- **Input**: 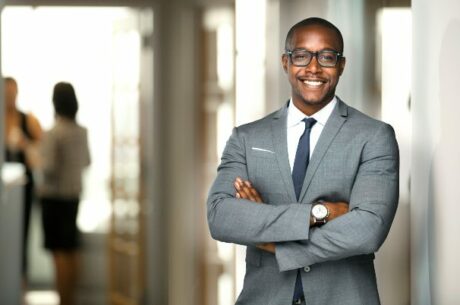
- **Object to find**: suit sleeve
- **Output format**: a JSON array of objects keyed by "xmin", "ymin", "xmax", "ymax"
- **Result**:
[
  {"xmin": 275, "ymin": 123, "xmax": 399, "ymax": 271},
  {"xmin": 207, "ymin": 127, "xmax": 311, "ymax": 245}
]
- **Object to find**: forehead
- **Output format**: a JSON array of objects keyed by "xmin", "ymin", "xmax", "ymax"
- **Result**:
[{"xmin": 291, "ymin": 25, "xmax": 341, "ymax": 51}]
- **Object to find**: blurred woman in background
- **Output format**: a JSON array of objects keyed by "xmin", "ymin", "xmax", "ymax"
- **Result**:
[
  {"xmin": 4, "ymin": 76, "xmax": 42, "ymax": 284},
  {"xmin": 39, "ymin": 82, "xmax": 90, "ymax": 305}
]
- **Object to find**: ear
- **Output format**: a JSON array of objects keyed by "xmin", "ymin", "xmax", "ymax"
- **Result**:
[
  {"xmin": 338, "ymin": 57, "xmax": 346, "ymax": 76},
  {"xmin": 281, "ymin": 54, "xmax": 288, "ymax": 73}
]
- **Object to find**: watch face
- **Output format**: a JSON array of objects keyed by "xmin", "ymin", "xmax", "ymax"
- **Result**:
[{"xmin": 312, "ymin": 204, "xmax": 328, "ymax": 220}]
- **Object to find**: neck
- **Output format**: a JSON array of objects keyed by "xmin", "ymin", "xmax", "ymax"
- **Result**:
[
  {"xmin": 292, "ymin": 98, "xmax": 333, "ymax": 117},
  {"xmin": 57, "ymin": 115, "xmax": 75, "ymax": 123}
]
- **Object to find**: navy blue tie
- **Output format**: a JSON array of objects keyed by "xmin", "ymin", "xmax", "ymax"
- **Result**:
[
  {"xmin": 292, "ymin": 118, "xmax": 317, "ymax": 201},
  {"xmin": 292, "ymin": 117, "xmax": 316, "ymax": 302}
]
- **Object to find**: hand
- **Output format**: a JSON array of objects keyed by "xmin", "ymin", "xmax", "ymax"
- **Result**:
[
  {"xmin": 318, "ymin": 201, "xmax": 349, "ymax": 224},
  {"xmin": 233, "ymin": 178, "xmax": 276, "ymax": 253},
  {"xmin": 234, "ymin": 177, "xmax": 263, "ymax": 203},
  {"xmin": 256, "ymin": 243, "xmax": 276, "ymax": 254}
]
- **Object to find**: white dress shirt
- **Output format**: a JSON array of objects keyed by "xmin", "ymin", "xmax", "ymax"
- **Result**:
[{"xmin": 287, "ymin": 97, "xmax": 337, "ymax": 172}]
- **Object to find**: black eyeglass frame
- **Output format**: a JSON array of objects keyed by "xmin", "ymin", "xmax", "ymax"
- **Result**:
[{"xmin": 285, "ymin": 49, "xmax": 344, "ymax": 68}]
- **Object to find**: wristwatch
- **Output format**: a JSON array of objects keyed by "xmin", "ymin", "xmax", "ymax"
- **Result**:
[{"xmin": 311, "ymin": 201, "xmax": 329, "ymax": 225}]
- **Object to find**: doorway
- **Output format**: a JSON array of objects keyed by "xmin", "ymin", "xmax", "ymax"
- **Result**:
[{"xmin": 1, "ymin": 6, "xmax": 153, "ymax": 305}]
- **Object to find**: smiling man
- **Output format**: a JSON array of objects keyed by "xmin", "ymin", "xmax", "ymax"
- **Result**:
[{"xmin": 207, "ymin": 17, "xmax": 399, "ymax": 305}]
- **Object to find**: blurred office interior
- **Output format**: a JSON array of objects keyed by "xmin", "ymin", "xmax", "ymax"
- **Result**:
[{"xmin": 0, "ymin": 0, "xmax": 459, "ymax": 305}]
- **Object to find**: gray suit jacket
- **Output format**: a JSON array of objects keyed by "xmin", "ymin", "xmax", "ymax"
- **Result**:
[{"xmin": 207, "ymin": 98, "xmax": 399, "ymax": 305}]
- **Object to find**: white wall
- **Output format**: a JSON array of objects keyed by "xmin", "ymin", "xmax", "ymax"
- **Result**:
[
  {"xmin": 412, "ymin": 1, "xmax": 460, "ymax": 305},
  {"xmin": 377, "ymin": 9, "xmax": 411, "ymax": 305}
]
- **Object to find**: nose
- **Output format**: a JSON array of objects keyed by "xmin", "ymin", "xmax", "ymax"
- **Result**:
[{"xmin": 305, "ymin": 55, "xmax": 322, "ymax": 73}]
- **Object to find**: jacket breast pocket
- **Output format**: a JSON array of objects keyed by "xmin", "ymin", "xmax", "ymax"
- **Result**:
[{"xmin": 248, "ymin": 152, "xmax": 287, "ymax": 203}]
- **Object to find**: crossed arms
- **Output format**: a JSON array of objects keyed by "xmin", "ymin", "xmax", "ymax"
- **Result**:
[
  {"xmin": 234, "ymin": 177, "xmax": 348, "ymax": 253},
  {"xmin": 207, "ymin": 124, "xmax": 399, "ymax": 271}
]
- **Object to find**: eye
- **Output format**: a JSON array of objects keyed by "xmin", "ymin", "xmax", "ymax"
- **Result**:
[
  {"xmin": 292, "ymin": 51, "xmax": 310, "ymax": 61},
  {"xmin": 319, "ymin": 52, "xmax": 336, "ymax": 62}
]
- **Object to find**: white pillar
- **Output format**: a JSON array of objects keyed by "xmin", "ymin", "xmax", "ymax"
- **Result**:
[
  {"xmin": 146, "ymin": 2, "xmax": 203, "ymax": 305},
  {"xmin": 235, "ymin": 0, "xmax": 267, "ymax": 125}
]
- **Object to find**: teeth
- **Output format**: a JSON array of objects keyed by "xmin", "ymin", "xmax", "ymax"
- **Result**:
[{"xmin": 303, "ymin": 80, "xmax": 323, "ymax": 86}]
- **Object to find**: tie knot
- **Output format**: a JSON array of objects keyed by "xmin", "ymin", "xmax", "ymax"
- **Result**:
[{"xmin": 302, "ymin": 117, "xmax": 317, "ymax": 129}]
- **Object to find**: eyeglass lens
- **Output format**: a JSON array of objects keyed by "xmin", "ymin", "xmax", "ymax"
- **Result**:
[{"xmin": 290, "ymin": 50, "xmax": 339, "ymax": 67}]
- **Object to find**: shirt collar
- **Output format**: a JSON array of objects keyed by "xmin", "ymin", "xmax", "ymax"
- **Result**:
[{"xmin": 287, "ymin": 96, "xmax": 337, "ymax": 128}]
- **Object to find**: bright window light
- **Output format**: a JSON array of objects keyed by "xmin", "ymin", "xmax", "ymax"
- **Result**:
[
  {"xmin": 1, "ymin": 6, "xmax": 141, "ymax": 233},
  {"xmin": 235, "ymin": 0, "xmax": 267, "ymax": 126},
  {"xmin": 379, "ymin": 8, "xmax": 412, "ymax": 205}
]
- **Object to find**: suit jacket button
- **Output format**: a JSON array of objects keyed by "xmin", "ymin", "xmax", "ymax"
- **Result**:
[{"xmin": 303, "ymin": 266, "xmax": 311, "ymax": 273}]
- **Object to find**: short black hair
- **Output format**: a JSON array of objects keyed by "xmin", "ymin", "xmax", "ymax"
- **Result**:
[
  {"xmin": 285, "ymin": 17, "xmax": 344, "ymax": 53},
  {"xmin": 52, "ymin": 82, "xmax": 78, "ymax": 120}
]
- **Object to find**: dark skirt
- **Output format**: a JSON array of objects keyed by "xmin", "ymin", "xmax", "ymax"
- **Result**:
[{"xmin": 41, "ymin": 197, "xmax": 80, "ymax": 250}]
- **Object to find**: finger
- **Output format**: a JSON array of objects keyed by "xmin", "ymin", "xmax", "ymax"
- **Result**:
[
  {"xmin": 235, "ymin": 182, "xmax": 251, "ymax": 200},
  {"xmin": 240, "ymin": 184, "xmax": 257, "ymax": 202},
  {"xmin": 236, "ymin": 179, "xmax": 260, "ymax": 202},
  {"xmin": 244, "ymin": 181, "xmax": 262, "ymax": 203},
  {"xmin": 234, "ymin": 182, "xmax": 247, "ymax": 199},
  {"xmin": 248, "ymin": 186, "xmax": 262, "ymax": 203},
  {"xmin": 238, "ymin": 180, "xmax": 247, "ymax": 191},
  {"xmin": 250, "ymin": 187, "xmax": 262, "ymax": 202},
  {"xmin": 234, "ymin": 181, "xmax": 246, "ymax": 195},
  {"xmin": 236, "ymin": 188, "xmax": 249, "ymax": 200}
]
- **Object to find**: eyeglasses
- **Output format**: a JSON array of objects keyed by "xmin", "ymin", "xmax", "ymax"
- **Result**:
[{"xmin": 286, "ymin": 49, "xmax": 343, "ymax": 68}]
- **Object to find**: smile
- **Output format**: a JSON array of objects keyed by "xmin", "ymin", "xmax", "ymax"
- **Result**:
[{"xmin": 302, "ymin": 79, "xmax": 326, "ymax": 88}]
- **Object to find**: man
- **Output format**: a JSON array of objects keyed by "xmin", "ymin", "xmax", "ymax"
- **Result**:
[{"xmin": 207, "ymin": 17, "xmax": 399, "ymax": 305}]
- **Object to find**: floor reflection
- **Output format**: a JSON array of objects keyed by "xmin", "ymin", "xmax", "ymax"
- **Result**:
[{"xmin": 25, "ymin": 290, "xmax": 58, "ymax": 305}]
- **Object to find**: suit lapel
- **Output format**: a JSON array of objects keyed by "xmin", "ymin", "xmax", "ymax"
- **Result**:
[
  {"xmin": 271, "ymin": 103, "xmax": 297, "ymax": 203},
  {"xmin": 299, "ymin": 99, "xmax": 349, "ymax": 202}
]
